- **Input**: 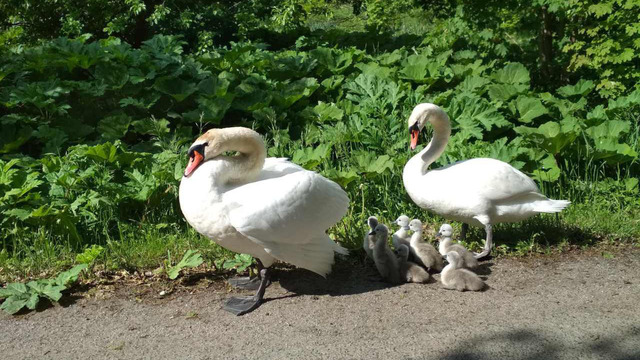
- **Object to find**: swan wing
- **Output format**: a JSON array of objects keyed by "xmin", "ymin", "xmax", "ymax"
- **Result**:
[
  {"xmin": 435, "ymin": 158, "xmax": 540, "ymax": 201},
  {"xmin": 224, "ymin": 166, "xmax": 349, "ymax": 276},
  {"xmin": 226, "ymin": 162, "xmax": 347, "ymax": 233}
]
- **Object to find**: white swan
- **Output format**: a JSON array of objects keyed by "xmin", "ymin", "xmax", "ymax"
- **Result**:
[
  {"xmin": 369, "ymin": 223, "xmax": 402, "ymax": 284},
  {"xmin": 440, "ymin": 251, "xmax": 485, "ymax": 292},
  {"xmin": 408, "ymin": 219, "xmax": 444, "ymax": 272},
  {"xmin": 179, "ymin": 127, "xmax": 349, "ymax": 315},
  {"xmin": 402, "ymin": 103, "xmax": 571, "ymax": 259},
  {"xmin": 391, "ymin": 215, "xmax": 411, "ymax": 250},
  {"xmin": 395, "ymin": 244, "xmax": 430, "ymax": 283},
  {"xmin": 437, "ymin": 224, "xmax": 478, "ymax": 270},
  {"xmin": 363, "ymin": 216, "xmax": 378, "ymax": 260}
]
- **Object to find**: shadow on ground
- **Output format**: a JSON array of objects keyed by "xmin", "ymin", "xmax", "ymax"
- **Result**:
[{"xmin": 437, "ymin": 326, "xmax": 640, "ymax": 360}]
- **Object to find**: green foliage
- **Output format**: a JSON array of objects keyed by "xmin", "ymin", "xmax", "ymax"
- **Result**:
[
  {"xmin": 0, "ymin": 264, "xmax": 87, "ymax": 314},
  {"xmin": 0, "ymin": 2, "xmax": 639, "ymax": 276},
  {"xmin": 75, "ymin": 245, "xmax": 105, "ymax": 265},
  {"xmin": 165, "ymin": 249, "xmax": 204, "ymax": 279},
  {"xmin": 216, "ymin": 254, "xmax": 255, "ymax": 273}
]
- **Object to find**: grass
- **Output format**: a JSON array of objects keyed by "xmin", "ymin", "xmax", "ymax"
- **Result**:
[{"xmin": 1, "ymin": 175, "xmax": 638, "ymax": 284}]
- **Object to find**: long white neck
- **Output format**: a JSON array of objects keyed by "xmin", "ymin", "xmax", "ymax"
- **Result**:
[
  {"xmin": 214, "ymin": 128, "xmax": 266, "ymax": 185},
  {"xmin": 439, "ymin": 237, "xmax": 452, "ymax": 256},
  {"xmin": 403, "ymin": 104, "xmax": 451, "ymax": 181}
]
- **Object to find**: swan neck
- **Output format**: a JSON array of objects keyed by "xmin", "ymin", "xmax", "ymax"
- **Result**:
[
  {"xmin": 410, "ymin": 231, "xmax": 423, "ymax": 245},
  {"xmin": 217, "ymin": 128, "xmax": 266, "ymax": 184},
  {"xmin": 405, "ymin": 107, "xmax": 451, "ymax": 178}
]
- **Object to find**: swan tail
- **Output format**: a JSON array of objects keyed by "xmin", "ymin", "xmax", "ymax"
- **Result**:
[
  {"xmin": 532, "ymin": 199, "xmax": 571, "ymax": 213},
  {"xmin": 265, "ymin": 235, "xmax": 346, "ymax": 277}
]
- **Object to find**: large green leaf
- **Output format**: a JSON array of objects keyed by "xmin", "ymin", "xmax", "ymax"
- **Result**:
[
  {"xmin": 0, "ymin": 296, "xmax": 29, "ymax": 315},
  {"xmin": 515, "ymin": 96, "xmax": 547, "ymax": 123},
  {"xmin": 557, "ymin": 79, "xmax": 595, "ymax": 98},
  {"xmin": 487, "ymin": 84, "xmax": 528, "ymax": 102},
  {"xmin": 273, "ymin": 78, "xmax": 319, "ymax": 109},
  {"xmin": 153, "ymin": 77, "xmax": 198, "ymax": 102},
  {"xmin": 85, "ymin": 142, "xmax": 118, "ymax": 163},
  {"xmin": 491, "ymin": 63, "xmax": 530, "ymax": 84},
  {"xmin": 98, "ymin": 114, "xmax": 131, "ymax": 141},
  {"xmin": 515, "ymin": 118, "xmax": 581, "ymax": 154}
]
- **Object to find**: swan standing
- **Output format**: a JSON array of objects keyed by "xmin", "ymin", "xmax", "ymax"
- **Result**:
[
  {"xmin": 402, "ymin": 103, "xmax": 570, "ymax": 259},
  {"xmin": 179, "ymin": 127, "xmax": 349, "ymax": 315}
]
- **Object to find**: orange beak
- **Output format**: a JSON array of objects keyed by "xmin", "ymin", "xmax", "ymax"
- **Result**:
[
  {"xmin": 184, "ymin": 151, "xmax": 203, "ymax": 177},
  {"xmin": 410, "ymin": 129, "xmax": 420, "ymax": 150}
]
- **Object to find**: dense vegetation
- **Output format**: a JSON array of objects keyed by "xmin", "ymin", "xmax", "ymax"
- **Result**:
[{"xmin": 1, "ymin": 0, "xmax": 639, "ymax": 280}]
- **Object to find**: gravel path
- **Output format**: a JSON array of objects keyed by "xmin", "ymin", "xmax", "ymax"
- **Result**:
[{"xmin": 2, "ymin": 247, "xmax": 639, "ymax": 360}]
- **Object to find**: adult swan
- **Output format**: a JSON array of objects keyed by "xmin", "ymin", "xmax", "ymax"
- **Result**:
[
  {"xmin": 402, "ymin": 103, "xmax": 570, "ymax": 259},
  {"xmin": 179, "ymin": 127, "xmax": 349, "ymax": 315}
]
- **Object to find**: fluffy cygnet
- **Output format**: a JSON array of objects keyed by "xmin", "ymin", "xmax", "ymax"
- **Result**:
[
  {"xmin": 440, "ymin": 251, "xmax": 485, "ymax": 291},
  {"xmin": 395, "ymin": 244, "xmax": 430, "ymax": 283},
  {"xmin": 437, "ymin": 224, "xmax": 478, "ymax": 269},
  {"xmin": 363, "ymin": 216, "xmax": 378, "ymax": 260},
  {"xmin": 408, "ymin": 219, "xmax": 444, "ymax": 272},
  {"xmin": 369, "ymin": 224, "xmax": 402, "ymax": 284},
  {"xmin": 392, "ymin": 215, "xmax": 411, "ymax": 250}
]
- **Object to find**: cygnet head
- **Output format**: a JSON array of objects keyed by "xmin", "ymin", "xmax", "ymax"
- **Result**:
[
  {"xmin": 409, "ymin": 219, "xmax": 423, "ymax": 232},
  {"xmin": 446, "ymin": 251, "xmax": 460, "ymax": 268},
  {"xmin": 395, "ymin": 215, "xmax": 410, "ymax": 228},
  {"xmin": 395, "ymin": 244, "xmax": 410, "ymax": 260},
  {"xmin": 368, "ymin": 224, "xmax": 389, "ymax": 244},
  {"xmin": 367, "ymin": 216, "xmax": 378, "ymax": 230},
  {"xmin": 437, "ymin": 224, "xmax": 453, "ymax": 238}
]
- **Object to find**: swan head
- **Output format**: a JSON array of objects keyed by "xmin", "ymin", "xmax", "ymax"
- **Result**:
[
  {"xmin": 183, "ymin": 129, "xmax": 225, "ymax": 177},
  {"xmin": 437, "ymin": 224, "xmax": 453, "ymax": 238},
  {"xmin": 407, "ymin": 103, "xmax": 450, "ymax": 150},
  {"xmin": 368, "ymin": 224, "xmax": 389, "ymax": 243},
  {"xmin": 367, "ymin": 216, "xmax": 379, "ymax": 230},
  {"xmin": 408, "ymin": 219, "xmax": 423, "ymax": 232},
  {"xmin": 395, "ymin": 244, "xmax": 409, "ymax": 260},
  {"xmin": 446, "ymin": 251, "xmax": 460, "ymax": 268},
  {"xmin": 395, "ymin": 215, "xmax": 410, "ymax": 229}
]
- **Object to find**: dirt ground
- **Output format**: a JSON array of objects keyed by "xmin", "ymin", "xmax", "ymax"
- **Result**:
[{"xmin": 1, "ymin": 246, "xmax": 640, "ymax": 360}]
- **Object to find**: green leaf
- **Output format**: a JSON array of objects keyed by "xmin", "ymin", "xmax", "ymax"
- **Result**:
[
  {"xmin": 85, "ymin": 142, "xmax": 118, "ymax": 163},
  {"xmin": 54, "ymin": 264, "xmax": 88, "ymax": 287},
  {"xmin": 557, "ymin": 79, "xmax": 595, "ymax": 98},
  {"xmin": 0, "ymin": 283, "xmax": 27, "ymax": 298},
  {"xmin": 531, "ymin": 154, "xmax": 561, "ymax": 182},
  {"xmin": 273, "ymin": 77, "xmax": 319, "ymax": 109},
  {"xmin": 487, "ymin": 84, "xmax": 528, "ymax": 102},
  {"xmin": 26, "ymin": 293, "xmax": 39, "ymax": 310},
  {"xmin": 515, "ymin": 96, "xmax": 548, "ymax": 123},
  {"xmin": 313, "ymin": 102, "xmax": 344, "ymax": 122},
  {"xmin": 98, "ymin": 114, "xmax": 131, "ymax": 141},
  {"xmin": 153, "ymin": 77, "xmax": 197, "ymax": 102},
  {"xmin": 42, "ymin": 285, "xmax": 65, "ymax": 302},
  {"xmin": 491, "ymin": 63, "xmax": 530, "ymax": 84},
  {"xmin": 515, "ymin": 118, "xmax": 581, "ymax": 155},
  {"xmin": 0, "ymin": 296, "xmax": 29, "ymax": 315},
  {"xmin": 167, "ymin": 250, "xmax": 203, "ymax": 280},
  {"xmin": 131, "ymin": 118, "xmax": 170, "ymax": 136}
]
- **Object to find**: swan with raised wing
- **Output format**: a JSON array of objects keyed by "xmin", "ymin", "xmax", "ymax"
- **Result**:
[
  {"xmin": 179, "ymin": 127, "xmax": 349, "ymax": 315},
  {"xmin": 403, "ymin": 103, "xmax": 570, "ymax": 259}
]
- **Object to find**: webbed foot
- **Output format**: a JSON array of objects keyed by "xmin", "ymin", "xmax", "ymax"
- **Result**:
[{"xmin": 223, "ymin": 296, "xmax": 262, "ymax": 316}]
